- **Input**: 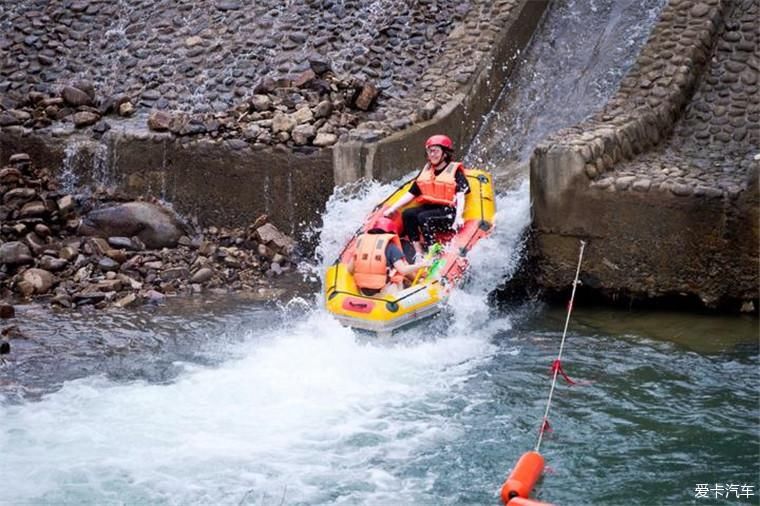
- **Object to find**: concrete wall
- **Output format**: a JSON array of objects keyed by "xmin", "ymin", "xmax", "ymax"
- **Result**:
[
  {"xmin": 0, "ymin": 126, "xmax": 67, "ymax": 173},
  {"xmin": 531, "ymin": 169, "xmax": 758, "ymax": 305},
  {"xmin": 529, "ymin": 0, "xmax": 759, "ymax": 311},
  {"xmin": 0, "ymin": 126, "xmax": 333, "ymax": 235}
]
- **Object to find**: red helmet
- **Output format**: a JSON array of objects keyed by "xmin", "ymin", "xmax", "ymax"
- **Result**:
[
  {"xmin": 425, "ymin": 134, "xmax": 453, "ymax": 151},
  {"xmin": 371, "ymin": 216, "xmax": 401, "ymax": 235}
]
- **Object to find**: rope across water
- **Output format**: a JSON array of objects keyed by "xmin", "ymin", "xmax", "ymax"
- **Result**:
[{"xmin": 535, "ymin": 240, "xmax": 586, "ymax": 453}]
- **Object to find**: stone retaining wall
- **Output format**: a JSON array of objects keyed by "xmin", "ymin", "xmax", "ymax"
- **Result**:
[
  {"xmin": 529, "ymin": 0, "xmax": 759, "ymax": 311},
  {"xmin": 1, "ymin": 0, "xmax": 485, "ymax": 140},
  {"xmin": 1, "ymin": 0, "xmax": 548, "ymax": 233},
  {"xmin": 0, "ymin": 0, "xmax": 541, "ymax": 150}
]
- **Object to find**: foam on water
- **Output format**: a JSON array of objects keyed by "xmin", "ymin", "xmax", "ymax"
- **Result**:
[
  {"xmin": 0, "ymin": 314, "xmax": 500, "ymax": 505},
  {"xmin": 313, "ymin": 178, "xmax": 399, "ymax": 273},
  {"xmin": 447, "ymin": 180, "xmax": 531, "ymax": 336}
]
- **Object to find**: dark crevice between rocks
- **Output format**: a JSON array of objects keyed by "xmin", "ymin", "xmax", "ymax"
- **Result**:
[
  {"xmin": 540, "ymin": 286, "xmax": 758, "ymax": 317},
  {"xmin": 496, "ymin": 265, "xmax": 759, "ymax": 317}
]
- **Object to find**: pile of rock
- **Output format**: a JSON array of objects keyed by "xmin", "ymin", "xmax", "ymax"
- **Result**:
[
  {"xmin": 0, "ymin": 80, "xmax": 128, "ymax": 134},
  {"xmin": 0, "ymin": 153, "xmax": 297, "ymax": 309},
  {"xmin": 1, "ymin": 59, "xmax": 380, "ymax": 149}
]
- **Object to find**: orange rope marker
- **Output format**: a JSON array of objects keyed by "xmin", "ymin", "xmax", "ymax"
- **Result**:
[
  {"xmin": 500, "ymin": 451, "xmax": 545, "ymax": 503},
  {"xmin": 499, "ymin": 241, "xmax": 586, "ymax": 505}
]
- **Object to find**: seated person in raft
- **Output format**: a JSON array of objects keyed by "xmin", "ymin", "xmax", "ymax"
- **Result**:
[
  {"xmin": 346, "ymin": 217, "xmax": 430, "ymax": 296},
  {"xmin": 382, "ymin": 134, "xmax": 470, "ymax": 259}
]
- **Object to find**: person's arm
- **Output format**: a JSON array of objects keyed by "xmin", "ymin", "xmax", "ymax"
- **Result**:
[
  {"xmin": 453, "ymin": 191, "xmax": 465, "ymax": 230},
  {"xmin": 393, "ymin": 257, "xmax": 430, "ymax": 277},
  {"xmin": 383, "ymin": 192, "xmax": 414, "ymax": 217}
]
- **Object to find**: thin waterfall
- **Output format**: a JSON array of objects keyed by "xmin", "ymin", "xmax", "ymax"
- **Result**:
[{"xmin": 59, "ymin": 139, "xmax": 111, "ymax": 194}]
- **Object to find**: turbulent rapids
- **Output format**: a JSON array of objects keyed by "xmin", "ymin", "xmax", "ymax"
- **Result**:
[
  {"xmin": 0, "ymin": 185, "xmax": 532, "ymax": 505},
  {"xmin": 1, "ymin": 181, "xmax": 756, "ymax": 505}
]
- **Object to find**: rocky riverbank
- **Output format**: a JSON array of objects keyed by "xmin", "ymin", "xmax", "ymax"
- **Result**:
[{"xmin": 0, "ymin": 153, "xmax": 297, "ymax": 310}]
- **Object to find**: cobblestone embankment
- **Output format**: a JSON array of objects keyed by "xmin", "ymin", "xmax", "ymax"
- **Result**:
[
  {"xmin": 1, "ymin": 0, "xmax": 524, "ymax": 148},
  {"xmin": 529, "ymin": 0, "xmax": 758, "ymax": 311},
  {"xmin": 0, "ymin": 0, "xmax": 539, "ymax": 231}
]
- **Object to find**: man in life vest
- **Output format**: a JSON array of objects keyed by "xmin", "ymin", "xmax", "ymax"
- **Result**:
[
  {"xmin": 347, "ymin": 216, "xmax": 430, "ymax": 295},
  {"xmin": 382, "ymin": 134, "xmax": 470, "ymax": 258}
]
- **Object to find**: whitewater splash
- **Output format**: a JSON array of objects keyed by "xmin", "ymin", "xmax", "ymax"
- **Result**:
[{"xmin": 0, "ymin": 171, "xmax": 530, "ymax": 505}]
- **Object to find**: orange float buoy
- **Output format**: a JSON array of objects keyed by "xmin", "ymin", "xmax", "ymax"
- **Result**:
[
  {"xmin": 500, "ymin": 451, "xmax": 545, "ymax": 504},
  {"xmin": 506, "ymin": 497, "xmax": 555, "ymax": 506}
]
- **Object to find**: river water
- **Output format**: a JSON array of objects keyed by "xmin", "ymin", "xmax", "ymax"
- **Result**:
[
  {"xmin": 2, "ymin": 181, "xmax": 757, "ymax": 506},
  {"xmin": 2, "ymin": 0, "xmax": 758, "ymax": 505}
]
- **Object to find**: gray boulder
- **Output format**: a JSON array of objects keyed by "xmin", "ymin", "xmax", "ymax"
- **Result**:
[
  {"xmin": 255, "ymin": 223, "xmax": 296, "ymax": 255},
  {"xmin": 78, "ymin": 202, "xmax": 188, "ymax": 249},
  {"xmin": 0, "ymin": 242, "xmax": 33, "ymax": 265},
  {"xmin": 20, "ymin": 268, "xmax": 56, "ymax": 294}
]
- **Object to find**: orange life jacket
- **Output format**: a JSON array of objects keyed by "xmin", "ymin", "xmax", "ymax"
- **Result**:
[
  {"xmin": 353, "ymin": 233, "xmax": 404, "ymax": 290},
  {"xmin": 415, "ymin": 161, "xmax": 463, "ymax": 206}
]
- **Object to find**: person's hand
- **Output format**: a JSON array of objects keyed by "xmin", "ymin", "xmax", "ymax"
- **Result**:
[
  {"xmin": 452, "ymin": 216, "xmax": 464, "ymax": 230},
  {"xmin": 382, "ymin": 207, "xmax": 394, "ymax": 218}
]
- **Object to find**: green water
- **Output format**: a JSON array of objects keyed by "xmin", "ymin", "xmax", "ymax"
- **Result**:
[
  {"xmin": 1, "ymin": 301, "xmax": 757, "ymax": 505},
  {"xmin": 467, "ymin": 306, "xmax": 760, "ymax": 505}
]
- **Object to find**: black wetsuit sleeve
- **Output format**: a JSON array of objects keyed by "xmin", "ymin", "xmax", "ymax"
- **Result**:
[
  {"xmin": 409, "ymin": 182, "xmax": 421, "ymax": 197},
  {"xmin": 455, "ymin": 170, "xmax": 470, "ymax": 194}
]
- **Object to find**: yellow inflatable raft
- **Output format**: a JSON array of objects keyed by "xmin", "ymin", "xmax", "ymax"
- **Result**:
[{"xmin": 324, "ymin": 169, "xmax": 496, "ymax": 334}]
